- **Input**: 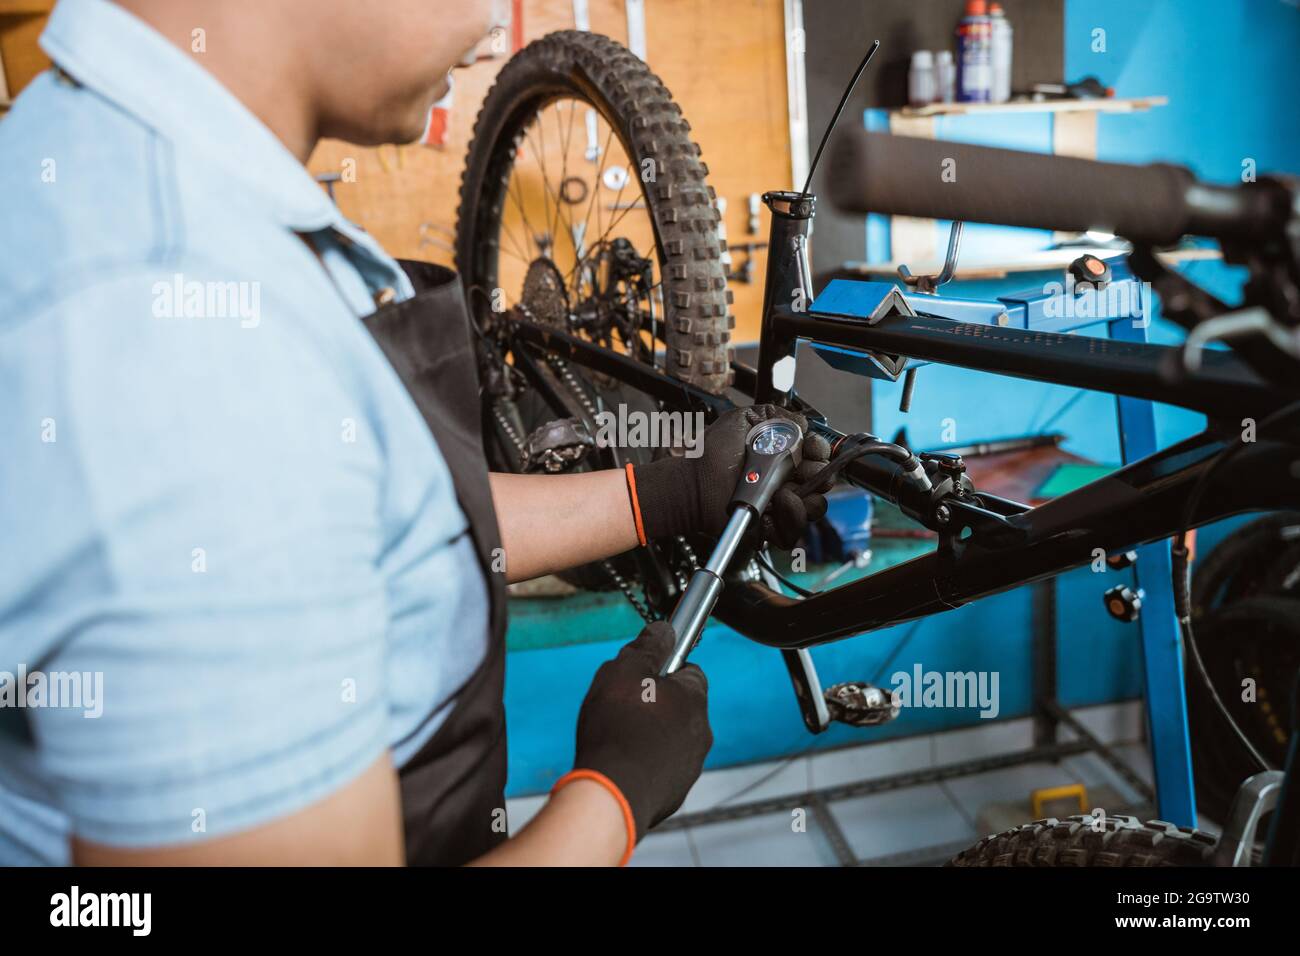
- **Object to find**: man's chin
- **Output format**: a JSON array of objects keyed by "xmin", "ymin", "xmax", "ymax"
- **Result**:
[
  {"xmin": 325, "ymin": 77, "xmax": 449, "ymax": 148},
  {"xmin": 371, "ymin": 100, "xmax": 440, "ymax": 147},
  {"xmin": 387, "ymin": 77, "xmax": 450, "ymax": 144}
]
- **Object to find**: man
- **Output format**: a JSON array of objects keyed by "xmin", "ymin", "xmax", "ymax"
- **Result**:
[{"xmin": 0, "ymin": 0, "xmax": 829, "ymax": 865}]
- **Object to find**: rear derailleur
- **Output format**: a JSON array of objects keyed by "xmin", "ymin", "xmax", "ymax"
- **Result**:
[{"xmin": 521, "ymin": 417, "xmax": 595, "ymax": 473}]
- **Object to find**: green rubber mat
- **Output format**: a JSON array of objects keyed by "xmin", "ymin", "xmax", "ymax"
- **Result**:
[
  {"xmin": 1034, "ymin": 462, "xmax": 1114, "ymax": 498},
  {"xmin": 506, "ymin": 533, "xmax": 932, "ymax": 653}
]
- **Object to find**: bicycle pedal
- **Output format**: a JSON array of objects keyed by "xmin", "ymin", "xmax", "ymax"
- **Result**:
[{"xmin": 823, "ymin": 680, "xmax": 900, "ymax": 727}]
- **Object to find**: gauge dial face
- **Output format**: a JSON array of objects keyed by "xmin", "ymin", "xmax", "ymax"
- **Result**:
[{"xmin": 748, "ymin": 420, "xmax": 801, "ymax": 456}]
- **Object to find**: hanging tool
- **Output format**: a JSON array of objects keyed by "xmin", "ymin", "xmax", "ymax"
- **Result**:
[
  {"xmin": 716, "ymin": 196, "xmax": 732, "ymax": 269},
  {"xmin": 376, "ymin": 144, "xmax": 405, "ymax": 173},
  {"xmin": 315, "ymin": 172, "xmax": 343, "ymax": 203},
  {"xmin": 418, "ymin": 221, "xmax": 455, "ymax": 254},
  {"xmin": 724, "ymin": 241, "xmax": 769, "ymax": 284},
  {"xmin": 572, "ymin": 0, "xmax": 590, "ymax": 31},
  {"xmin": 661, "ymin": 418, "xmax": 805, "ymax": 674},
  {"xmin": 747, "ymin": 192, "xmax": 762, "ymax": 235},
  {"xmin": 625, "ymin": 0, "xmax": 647, "ymax": 60},
  {"xmin": 584, "ymin": 109, "xmax": 602, "ymax": 162}
]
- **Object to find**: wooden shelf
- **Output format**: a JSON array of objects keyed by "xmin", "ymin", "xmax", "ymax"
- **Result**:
[
  {"xmin": 838, "ymin": 246, "xmax": 1220, "ymax": 282},
  {"xmin": 897, "ymin": 95, "xmax": 1167, "ymax": 118}
]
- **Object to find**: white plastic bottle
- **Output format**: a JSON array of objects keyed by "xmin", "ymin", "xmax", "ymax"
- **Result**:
[
  {"xmin": 936, "ymin": 50, "xmax": 956, "ymax": 103},
  {"xmin": 908, "ymin": 50, "xmax": 936, "ymax": 107},
  {"xmin": 989, "ymin": 2, "xmax": 1013, "ymax": 104}
]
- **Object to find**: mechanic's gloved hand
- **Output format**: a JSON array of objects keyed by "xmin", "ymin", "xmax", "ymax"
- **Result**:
[
  {"xmin": 571, "ymin": 621, "xmax": 712, "ymax": 840},
  {"xmin": 631, "ymin": 405, "xmax": 833, "ymax": 549}
]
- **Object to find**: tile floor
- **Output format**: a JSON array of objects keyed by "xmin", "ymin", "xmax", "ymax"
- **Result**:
[{"xmin": 505, "ymin": 701, "xmax": 1159, "ymax": 866}]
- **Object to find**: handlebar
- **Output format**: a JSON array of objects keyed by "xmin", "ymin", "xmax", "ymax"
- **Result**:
[{"xmin": 827, "ymin": 130, "xmax": 1291, "ymax": 246}]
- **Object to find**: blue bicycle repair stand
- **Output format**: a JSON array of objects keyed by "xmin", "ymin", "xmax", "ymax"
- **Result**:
[{"xmin": 809, "ymin": 259, "xmax": 1198, "ymax": 826}]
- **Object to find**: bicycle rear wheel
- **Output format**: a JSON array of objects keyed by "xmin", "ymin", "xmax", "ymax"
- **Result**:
[
  {"xmin": 456, "ymin": 30, "xmax": 734, "ymax": 394},
  {"xmin": 947, "ymin": 814, "xmax": 1218, "ymax": 867},
  {"xmin": 454, "ymin": 31, "xmax": 732, "ymax": 602},
  {"xmin": 1188, "ymin": 513, "xmax": 1300, "ymax": 820}
]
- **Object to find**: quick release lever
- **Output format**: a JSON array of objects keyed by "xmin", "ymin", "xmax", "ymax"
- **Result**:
[{"xmin": 660, "ymin": 419, "xmax": 804, "ymax": 675}]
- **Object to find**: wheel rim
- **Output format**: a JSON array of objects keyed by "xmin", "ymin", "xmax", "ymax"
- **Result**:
[{"xmin": 465, "ymin": 92, "xmax": 668, "ymax": 372}]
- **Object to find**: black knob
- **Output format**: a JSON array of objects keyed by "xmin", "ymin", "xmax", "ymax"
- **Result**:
[
  {"xmin": 921, "ymin": 452, "xmax": 965, "ymax": 479},
  {"xmin": 1103, "ymin": 584, "xmax": 1144, "ymax": 622},
  {"xmin": 1069, "ymin": 253, "xmax": 1111, "ymax": 289},
  {"xmin": 1106, "ymin": 550, "xmax": 1138, "ymax": 570}
]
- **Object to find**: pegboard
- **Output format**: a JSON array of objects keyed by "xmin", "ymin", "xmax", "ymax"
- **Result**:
[{"xmin": 307, "ymin": 0, "xmax": 792, "ymax": 343}]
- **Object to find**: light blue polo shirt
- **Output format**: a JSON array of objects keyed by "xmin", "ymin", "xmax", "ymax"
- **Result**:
[{"xmin": 0, "ymin": 0, "xmax": 488, "ymax": 864}]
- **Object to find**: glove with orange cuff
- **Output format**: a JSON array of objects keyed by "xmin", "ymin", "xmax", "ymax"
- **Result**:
[
  {"xmin": 625, "ymin": 404, "xmax": 833, "ymax": 549},
  {"xmin": 555, "ymin": 621, "xmax": 712, "ymax": 863}
]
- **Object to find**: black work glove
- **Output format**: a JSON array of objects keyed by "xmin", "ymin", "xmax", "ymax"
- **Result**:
[
  {"xmin": 632, "ymin": 405, "xmax": 833, "ymax": 549},
  {"xmin": 573, "ymin": 621, "xmax": 712, "ymax": 839}
]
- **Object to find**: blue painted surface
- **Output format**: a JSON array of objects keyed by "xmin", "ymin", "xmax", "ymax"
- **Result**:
[
  {"xmin": 1112, "ymin": 314, "xmax": 1196, "ymax": 825},
  {"xmin": 816, "ymin": 486, "xmax": 873, "ymax": 560},
  {"xmin": 871, "ymin": 274, "xmax": 1128, "ymax": 465},
  {"xmin": 1064, "ymin": 0, "xmax": 1300, "ymax": 178},
  {"xmin": 1063, "ymin": 0, "xmax": 1300, "ymax": 449},
  {"xmin": 811, "ymin": 279, "xmax": 900, "ymax": 319}
]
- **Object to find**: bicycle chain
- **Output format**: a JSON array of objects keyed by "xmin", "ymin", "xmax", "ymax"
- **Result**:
[
  {"xmin": 488, "ymin": 309, "xmax": 679, "ymax": 624},
  {"xmin": 491, "ymin": 404, "xmax": 525, "ymax": 467},
  {"xmin": 544, "ymin": 334, "xmax": 703, "ymax": 622},
  {"xmin": 602, "ymin": 557, "xmax": 658, "ymax": 623}
]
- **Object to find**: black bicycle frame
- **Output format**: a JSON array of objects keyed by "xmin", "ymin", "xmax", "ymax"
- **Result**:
[{"xmin": 494, "ymin": 190, "xmax": 1299, "ymax": 650}]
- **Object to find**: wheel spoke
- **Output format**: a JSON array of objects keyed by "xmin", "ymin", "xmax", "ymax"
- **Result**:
[
  {"xmin": 524, "ymin": 122, "xmax": 554, "ymax": 256},
  {"xmin": 549, "ymin": 100, "xmax": 581, "ymax": 259},
  {"xmin": 507, "ymin": 157, "xmax": 539, "ymax": 259},
  {"xmin": 525, "ymin": 114, "xmax": 580, "ymax": 266},
  {"xmin": 569, "ymin": 120, "xmax": 618, "ymax": 288},
  {"xmin": 498, "ymin": 212, "xmax": 531, "ymax": 263}
]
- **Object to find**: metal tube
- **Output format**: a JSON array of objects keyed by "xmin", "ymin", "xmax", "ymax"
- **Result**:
[
  {"xmin": 662, "ymin": 507, "xmax": 755, "ymax": 674},
  {"xmin": 662, "ymin": 570, "xmax": 725, "ymax": 675},
  {"xmin": 705, "ymin": 508, "xmax": 753, "ymax": 576}
]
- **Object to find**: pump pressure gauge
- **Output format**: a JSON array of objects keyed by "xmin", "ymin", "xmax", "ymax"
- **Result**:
[
  {"xmin": 663, "ymin": 415, "xmax": 805, "ymax": 675},
  {"xmin": 747, "ymin": 419, "xmax": 802, "ymax": 457}
]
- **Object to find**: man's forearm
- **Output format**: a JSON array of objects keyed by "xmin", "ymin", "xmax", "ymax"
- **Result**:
[
  {"xmin": 489, "ymin": 471, "xmax": 640, "ymax": 583},
  {"xmin": 469, "ymin": 779, "xmax": 628, "ymax": 866}
]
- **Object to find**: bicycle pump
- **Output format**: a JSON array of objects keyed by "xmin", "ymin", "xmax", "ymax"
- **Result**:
[{"xmin": 660, "ymin": 418, "xmax": 803, "ymax": 675}]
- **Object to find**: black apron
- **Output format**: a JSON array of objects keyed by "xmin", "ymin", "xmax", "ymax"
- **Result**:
[{"xmin": 361, "ymin": 259, "xmax": 508, "ymax": 866}]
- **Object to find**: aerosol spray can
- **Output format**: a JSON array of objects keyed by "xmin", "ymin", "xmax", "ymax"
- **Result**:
[{"xmin": 956, "ymin": 0, "xmax": 992, "ymax": 103}]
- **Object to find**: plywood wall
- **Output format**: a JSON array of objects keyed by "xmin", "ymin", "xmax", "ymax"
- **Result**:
[
  {"xmin": 307, "ymin": 0, "xmax": 792, "ymax": 343},
  {"xmin": 0, "ymin": 1, "xmax": 55, "ymax": 106}
]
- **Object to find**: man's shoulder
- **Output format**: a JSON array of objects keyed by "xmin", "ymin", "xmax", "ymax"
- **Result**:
[
  {"xmin": 0, "ymin": 74, "xmax": 166, "ymax": 296},
  {"xmin": 0, "ymin": 71, "xmax": 268, "ymax": 316}
]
